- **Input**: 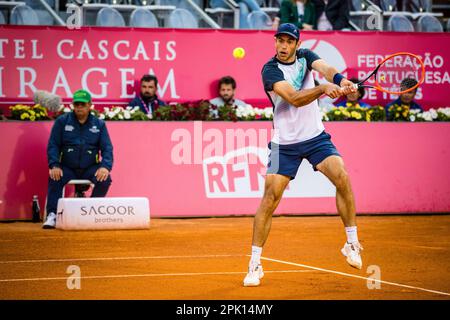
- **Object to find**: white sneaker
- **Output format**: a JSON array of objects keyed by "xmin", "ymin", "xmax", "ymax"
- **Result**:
[
  {"xmin": 42, "ymin": 212, "xmax": 56, "ymax": 229},
  {"xmin": 243, "ymin": 264, "xmax": 264, "ymax": 287},
  {"xmin": 341, "ymin": 242, "xmax": 363, "ymax": 269}
]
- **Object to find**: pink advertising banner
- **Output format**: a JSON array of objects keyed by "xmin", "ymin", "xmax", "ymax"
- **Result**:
[
  {"xmin": 1, "ymin": 121, "xmax": 449, "ymax": 220},
  {"xmin": 0, "ymin": 26, "xmax": 450, "ymax": 110}
]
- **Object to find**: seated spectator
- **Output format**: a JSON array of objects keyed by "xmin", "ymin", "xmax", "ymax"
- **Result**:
[
  {"xmin": 129, "ymin": 75, "xmax": 166, "ymax": 116},
  {"xmin": 42, "ymin": 89, "xmax": 114, "ymax": 229},
  {"xmin": 210, "ymin": 76, "xmax": 247, "ymax": 107},
  {"xmin": 279, "ymin": 0, "xmax": 316, "ymax": 30},
  {"xmin": 210, "ymin": 0, "xmax": 263, "ymax": 29},
  {"xmin": 385, "ymin": 78, "xmax": 423, "ymax": 118},
  {"xmin": 335, "ymin": 78, "xmax": 371, "ymax": 108},
  {"xmin": 312, "ymin": 0, "xmax": 350, "ymax": 30}
]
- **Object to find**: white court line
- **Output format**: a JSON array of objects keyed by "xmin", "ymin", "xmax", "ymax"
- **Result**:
[
  {"xmin": 0, "ymin": 270, "xmax": 313, "ymax": 283},
  {"xmin": 260, "ymin": 256, "xmax": 450, "ymax": 297},
  {"xmin": 0, "ymin": 254, "xmax": 246, "ymax": 264}
]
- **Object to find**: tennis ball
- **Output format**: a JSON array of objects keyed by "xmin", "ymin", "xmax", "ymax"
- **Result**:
[{"xmin": 233, "ymin": 47, "xmax": 245, "ymax": 59}]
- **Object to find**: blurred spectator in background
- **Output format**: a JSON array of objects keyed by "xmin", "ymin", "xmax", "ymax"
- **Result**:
[
  {"xmin": 210, "ymin": 76, "xmax": 247, "ymax": 107},
  {"xmin": 129, "ymin": 75, "xmax": 166, "ymax": 116},
  {"xmin": 210, "ymin": 0, "xmax": 264, "ymax": 29},
  {"xmin": 385, "ymin": 78, "xmax": 423, "ymax": 118},
  {"xmin": 278, "ymin": 0, "xmax": 316, "ymax": 30},
  {"xmin": 312, "ymin": 0, "xmax": 350, "ymax": 30},
  {"xmin": 335, "ymin": 78, "xmax": 371, "ymax": 108}
]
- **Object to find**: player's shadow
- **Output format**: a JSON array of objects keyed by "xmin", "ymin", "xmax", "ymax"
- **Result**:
[{"xmin": 2, "ymin": 122, "xmax": 50, "ymax": 220}]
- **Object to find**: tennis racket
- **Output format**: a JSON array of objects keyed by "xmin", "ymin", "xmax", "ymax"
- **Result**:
[{"xmin": 355, "ymin": 52, "xmax": 425, "ymax": 95}]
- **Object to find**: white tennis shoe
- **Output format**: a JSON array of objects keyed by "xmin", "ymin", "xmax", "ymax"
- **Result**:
[
  {"xmin": 243, "ymin": 264, "xmax": 264, "ymax": 287},
  {"xmin": 341, "ymin": 242, "xmax": 363, "ymax": 269},
  {"xmin": 42, "ymin": 212, "xmax": 56, "ymax": 229}
]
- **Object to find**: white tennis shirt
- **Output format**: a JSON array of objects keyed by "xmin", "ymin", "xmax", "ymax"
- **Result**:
[{"xmin": 262, "ymin": 48, "xmax": 325, "ymax": 145}]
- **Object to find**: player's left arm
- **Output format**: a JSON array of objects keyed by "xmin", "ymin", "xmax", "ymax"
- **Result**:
[{"xmin": 311, "ymin": 59, "xmax": 356, "ymax": 93}]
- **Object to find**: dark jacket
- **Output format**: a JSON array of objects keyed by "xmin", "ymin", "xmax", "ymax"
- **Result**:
[
  {"xmin": 385, "ymin": 98, "xmax": 423, "ymax": 120},
  {"xmin": 313, "ymin": 0, "xmax": 350, "ymax": 30},
  {"xmin": 280, "ymin": 0, "xmax": 316, "ymax": 29},
  {"xmin": 129, "ymin": 95, "xmax": 166, "ymax": 115},
  {"xmin": 47, "ymin": 112, "xmax": 113, "ymax": 171}
]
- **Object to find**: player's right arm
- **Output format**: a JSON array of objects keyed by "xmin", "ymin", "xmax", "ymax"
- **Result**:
[
  {"xmin": 262, "ymin": 60, "xmax": 346, "ymax": 108},
  {"xmin": 273, "ymin": 80, "xmax": 344, "ymax": 108}
]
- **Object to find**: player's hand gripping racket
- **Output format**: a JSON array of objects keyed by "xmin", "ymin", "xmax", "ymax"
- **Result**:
[{"xmin": 355, "ymin": 52, "xmax": 425, "ymax": 95}]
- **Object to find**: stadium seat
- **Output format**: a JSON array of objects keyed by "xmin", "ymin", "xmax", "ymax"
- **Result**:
[
  {"xmin": 380, "ymin": 0, "xmax": 398, "ymax": 11},
  {"xmin": 105, "ymin": 0, "xmax": 128, "ymax": 4},
  {"xmin": 159, "ymin": 0, "xmax": 181, "ymax": 5},
  {"xmin": 247, "ymin": 11, "xmax": 272, "ymax": 29},
  {"xmin": 447, "ymin": 19, "xmax": 450, "ymax": 32},
  {"xmin": 167, "ymin": 8, "xmax": 198, "ymax": 29},
  {"xmin": 0, "ymin": 11, "xmax": 5, "ymax": 25},
  {"xmin": 130, "ymin": 8, "xmax": 159, "ymax": 27},
  {"xmin": 351, "ymin": 0, "xmax": 367, "ymax": 11},
  {"xmin": 96, "ymin": 7, "xmax": 126, "ymax": 27},
  {"xmin": 349, "ymin": 0, "xmax": 381, "ymax": 31},
  {"xmin": 35, "ymin": 9, "xmax": 55, "ymax": 25},
  {"xmin": 387, "ymin": 14, "xmax": 414, "ymax": 31},
  {"xmin": 403, "ymin": 0, "xmax": 432, "ymax": 12},
  {"xmin": 25, "ymin": 0, "xmax": 56, "ymax": 9},
  {"xmin": 416, "ymin": 14, "xmax": 443, "ymax": 32},
  {"xmin": 10, "ymin": 5, "xmax": 40, "ymax": 25}
]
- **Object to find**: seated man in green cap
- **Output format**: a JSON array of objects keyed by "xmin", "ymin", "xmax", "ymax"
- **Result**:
[{"xmin": 42, "ymin": 89, "xmax": 114, "ymax": 229}]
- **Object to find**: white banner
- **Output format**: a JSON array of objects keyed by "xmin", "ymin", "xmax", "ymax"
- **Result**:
[{"xmin": 56, "ymin": 197, "xmax": 150, "ymax": 230}]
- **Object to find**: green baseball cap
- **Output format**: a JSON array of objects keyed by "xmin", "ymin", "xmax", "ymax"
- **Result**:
[{"xmin": 73, "ymin": 89, "xmax": 91, "ymax": 103}]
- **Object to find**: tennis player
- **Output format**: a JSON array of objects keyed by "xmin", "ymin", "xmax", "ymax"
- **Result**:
[{"xmin": 244, "ymin": 23, "xmax": 362, "ymax": 287}]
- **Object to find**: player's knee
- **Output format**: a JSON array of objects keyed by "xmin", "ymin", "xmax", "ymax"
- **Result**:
[
  {"xmin": 262, "ymin": 189, "xmax": 282, "ymax": 207},
  {"xmin": 335, "ymin": 169, "xmax": 350, "ymax": 191}
]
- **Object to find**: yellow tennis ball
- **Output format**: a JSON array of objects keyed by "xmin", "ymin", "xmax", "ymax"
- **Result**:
[{"xmin": 233, "ymin": 47, "xmax": 245, "ymax": 59}]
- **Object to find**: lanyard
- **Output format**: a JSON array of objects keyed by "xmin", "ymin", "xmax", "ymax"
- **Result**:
[{"xmin": 139, "ymin": 96, "xmax": 152, "ymax": 115}]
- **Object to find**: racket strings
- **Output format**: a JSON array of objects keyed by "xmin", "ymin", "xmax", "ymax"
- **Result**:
[{"xmin": 376, "ymin": 54, "xmax": 423, "ymax": 94}]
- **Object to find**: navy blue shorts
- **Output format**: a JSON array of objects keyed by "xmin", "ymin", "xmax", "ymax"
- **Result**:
[{"xmin": 267, "ymin": 131, "xmax": 341, "ymax": 180}]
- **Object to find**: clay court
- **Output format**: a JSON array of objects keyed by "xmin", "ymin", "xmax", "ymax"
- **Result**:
[{"xmin": 0, "ymin": 214, "xmax": 449, "ymax": 300}]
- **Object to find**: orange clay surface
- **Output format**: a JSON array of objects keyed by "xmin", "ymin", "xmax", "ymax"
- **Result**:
[{"xmin": 0, "ymin": 215, "xmax": 449, "ymax": 300}]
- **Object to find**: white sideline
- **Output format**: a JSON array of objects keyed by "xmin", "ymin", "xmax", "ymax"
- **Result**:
[
  {"xmin": 260, "ymin": 256, "xmax": 450, "ymax": 297},
  {"xmin": 0, "ymin": 269, "xmax": 313, "ymax": 283},
  {"xmin": 0, "ymin": 254, "xmax": 246, "ymax": 264}
]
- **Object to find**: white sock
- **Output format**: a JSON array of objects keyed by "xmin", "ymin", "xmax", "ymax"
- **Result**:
[
  {"xmin": 250, "ymin": 246, "xmax": 262, "ymax": 266},
  {"xmin": 345, "ymin": 226, "xmax": 358, "ymax": 244}
]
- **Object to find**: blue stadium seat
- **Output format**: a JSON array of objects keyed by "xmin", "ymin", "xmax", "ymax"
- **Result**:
[
  {"xmin": 351, "ymin": 0, "xmax": 366, "ymax": 11},
  {"xmin": 0, "ymin": 11, "xmax": 5, "ymax": 25},
  {"xmin": 35, "ymin": 9, "xmax": 55, "ymax": 25},
  {"xmin": 96, "ymin": 7, "xmax": 126, "ymax": 27},
  {"xmin": 167, "ymin": 8, "xmax": 198, "ymax": 28},
  {"xmin": 10, "ymin": 5, "xmax": 40, "ymax": 25},
  {"xmin": 380, "ymin": 0, "xmax": 398, "ymax": 11},
  {"xmin": 403, "ymin": 0, "xmax": 432, "ymax": 12},
  {"xmin": 247, "ymin": 11, "xmax": 272, "ymax": 30},
  {"xmin": 387, "ymin": 14, "xmax": 414, "ymax": 31},
  {"xmin": 130, "ymin": 8, "xmax": 159, "ymax": 27},
  {"xmin": 417, "ymin": 14, "xmax": 443, "ymax": 32},
  {"xmin": 25, "ymin": 0, "xmax": 56, "ymax": 9},
  {"xmin": 159, "ymin": 0, "xmax": 181, "ymax": 5}
]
